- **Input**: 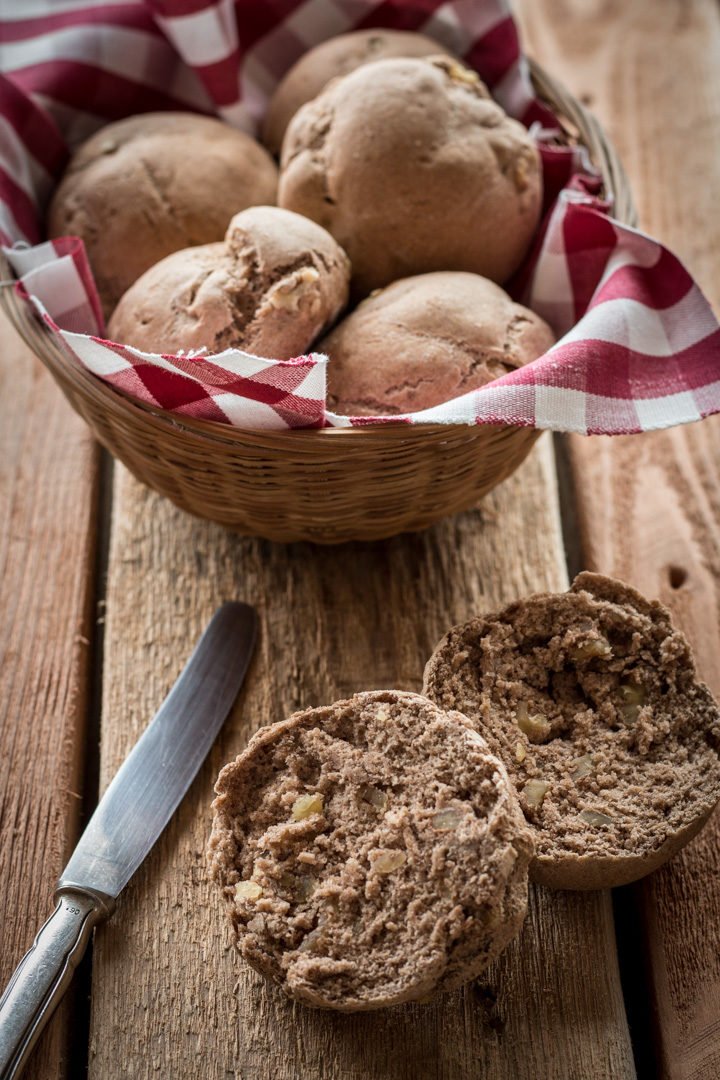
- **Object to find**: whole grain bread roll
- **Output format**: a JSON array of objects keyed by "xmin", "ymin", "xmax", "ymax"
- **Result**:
[
  {"xmin": 48, "ymin": 113, "xmax": 278, "ymax": 318},
  {"xmin": 208, "ymin": 690, "xmax": 534, "ymax": 1010},
  {"xmin": 321, "ymin": 271, "xmax": 553, "ymax": 415},
  {"xmin": 107, "ymin": 206, "xmax": 350, "ymax": 360},
  {"xmin": 423, "ymin": 573, "xmax": 720, "ymax": 890},
  {"xmin": 278, "ymin": 56, "xmax": 542, "ymax": 296},
  {"xmin": 262, "ymin": 29, "xmax": 450, "ymax": 155}
]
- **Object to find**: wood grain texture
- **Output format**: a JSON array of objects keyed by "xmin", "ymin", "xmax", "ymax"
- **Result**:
[
  {"xmin": 88, "ymin": 437, "xmax": 634, "ymax": 1080},
  {"xmin": 514, "ymin": 1, "xmax": 720, "ymax": 1076},
  {"xmin": 0, "ymin": 311, "xmax": 99, "ymax": 1079}
]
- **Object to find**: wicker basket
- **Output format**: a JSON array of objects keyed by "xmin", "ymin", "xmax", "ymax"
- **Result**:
[{"xmin": 1, "ymin": 60, "xmax": 636, "ymax": 544}]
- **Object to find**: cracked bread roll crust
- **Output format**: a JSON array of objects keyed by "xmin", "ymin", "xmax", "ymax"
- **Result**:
[
  {"xmin": 107, "ymin": 206, "xmax": 350, "ymax": 360},
  {"xmin": 278, "ymin": 55, "xmax": 542, "ymax": 296},
  {"xmin": 320, "ymin": 272, "xmax": 554, "ymax": 415},
  {"xmin": 262, "ymin": 29, "xmax": 451, "ymax": 155},
  {"xmin": 48, "ymin": 112, "xmax": 278, "ymax": 319},
  {"xmin": 208, "ymin": 690, "xmax": 534, "ymax": 1010},
  {"xmin": 423, "ymin": 573, "xmax": 720, "ymax": 890}
]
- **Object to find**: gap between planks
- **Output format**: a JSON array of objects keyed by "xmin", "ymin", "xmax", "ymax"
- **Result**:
[{"xmin": 66, "ymin": 448, "xmax": 115, "ymax": 1080}]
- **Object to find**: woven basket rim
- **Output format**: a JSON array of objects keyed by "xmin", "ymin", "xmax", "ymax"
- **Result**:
[{"xmin": 1, "ymin": 56, "xmax": 637, "ymax": 447}]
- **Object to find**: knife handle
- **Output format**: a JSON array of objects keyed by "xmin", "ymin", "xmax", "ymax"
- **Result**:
[{"xmin": 0, "ymin": 886, "xmax": 114, "ymax": 1080}]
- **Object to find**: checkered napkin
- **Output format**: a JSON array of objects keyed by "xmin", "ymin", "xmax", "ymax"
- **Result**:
[{"xmin": 1, "ymin": 1, "xmax": 719, "ymax": 434}]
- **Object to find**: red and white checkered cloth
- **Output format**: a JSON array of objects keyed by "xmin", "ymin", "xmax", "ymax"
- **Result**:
[{"xmin": 1, "ymin": 0, "xmax": 719, "ymax": 433}]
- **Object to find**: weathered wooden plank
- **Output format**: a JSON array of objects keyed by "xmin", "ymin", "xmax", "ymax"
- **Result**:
[
  {"xmin": 514, "ymin": 1, "xmax": 720, "ymax": 1076},
  {"xmin": 88, "ymin": 436, "xmax": 634, "ymax": 1079},
  {"xmin": 0, "ymin": 311, "xmax": 100, "ymax": 1079}
]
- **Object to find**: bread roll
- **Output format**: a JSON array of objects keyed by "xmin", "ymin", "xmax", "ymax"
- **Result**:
[
  {"xmin": 262, "ymin": 29, "xmax": 450, "ymax": 155},
  {"xmin": 279, "ymin": 56, "xmax": 542, "ymax": 296},
  {"xmin": 107, "ymin": 206, "xmax": 350, "ymax": 361},
  {"xmin": 48, "ymin": 113, "xmax": 278, "ymax": 317},
  {"xmin": 423, "ymin": 573, "xmax": 720, "ymax": 890},
  {"xmin": 321, "ymin": 272, "xmax": 553, "ymax": 415},
  {"xmin": 209, "ymin": 690, "xmax": 533, "ymax": 1009}
]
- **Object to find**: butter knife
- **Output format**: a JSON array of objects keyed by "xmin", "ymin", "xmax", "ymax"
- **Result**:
[{"xmin": 0, "ymin": 601, "xmax": 257, "ymax": 1080}]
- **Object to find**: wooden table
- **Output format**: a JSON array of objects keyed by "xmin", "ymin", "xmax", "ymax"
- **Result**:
[{"xmin": 2, "ymin": 2, "xmax": 719, "ymax": 1077}]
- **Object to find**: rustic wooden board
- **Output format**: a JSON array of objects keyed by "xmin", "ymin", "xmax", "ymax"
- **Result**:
[
  {"xmin": 87, "ymin": 437, "xmax": 635, "ymax": 1079},
  {"xmin": 515, "ymin": 1, "xmax": 720, "ymax": 1076},
  {"xmin": 0, "ymin": 311, "xmax": 100, "ymax": 1079}
]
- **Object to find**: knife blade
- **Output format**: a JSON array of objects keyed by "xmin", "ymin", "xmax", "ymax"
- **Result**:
[{"xmin": 0, "ymin": 602, "xmax": 257, "ymax": 1080}]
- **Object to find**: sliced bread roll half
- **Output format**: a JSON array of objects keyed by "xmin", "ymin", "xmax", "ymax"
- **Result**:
[
  {"xmin": 208, "ymin": 690, "xmax": 533, "ymax": 1009},
  {"xmin": 423, "ymin": 573, "xmax": 720, "ymax": 889}
]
